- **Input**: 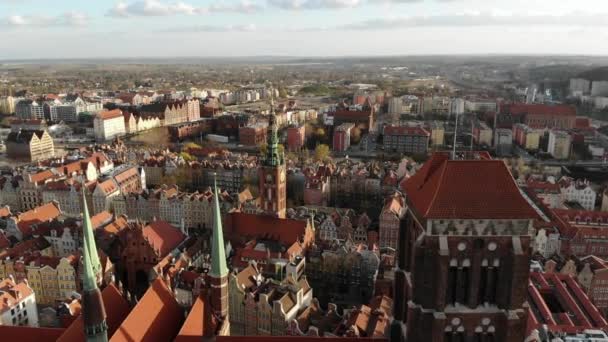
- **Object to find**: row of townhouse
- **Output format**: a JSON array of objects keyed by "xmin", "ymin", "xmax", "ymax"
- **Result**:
[
  {"xmin": 0, "ymin": 152, "xmax": 114, "ymax": 212},
  {"xmin": 142, "ymin": 156, "xmax": 256, "ymax": 193},
  {"xmin": 0, "ymin": 251, "xmax": 79, "ymax": 305},
  {"xmin": 111, "ymin": 185, "xmax": 235, "ymax": 231},
  {"xmin": 0, "ymin": 158, "xmax": 145, "ymax": 217}
]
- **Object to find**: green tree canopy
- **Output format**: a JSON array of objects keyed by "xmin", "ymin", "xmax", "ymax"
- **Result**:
[{"xmin": 314, "ymin": 144, "xmax": 331, "ymax": 162}]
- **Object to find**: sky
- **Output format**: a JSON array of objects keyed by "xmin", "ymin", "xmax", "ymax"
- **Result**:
[{"xmin": 2, "ymin": 0, "xmax": 608, "ymax": 59}]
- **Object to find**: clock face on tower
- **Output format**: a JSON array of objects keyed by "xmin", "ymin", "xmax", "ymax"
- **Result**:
[{"xmin": 280, "ymin": 169, "xmax": 286, "ymax": 183}]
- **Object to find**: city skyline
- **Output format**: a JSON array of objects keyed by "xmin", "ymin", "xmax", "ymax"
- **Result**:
[{"xmin": 3, "ymin": 0, "xmax": 608, "ymax": 59}]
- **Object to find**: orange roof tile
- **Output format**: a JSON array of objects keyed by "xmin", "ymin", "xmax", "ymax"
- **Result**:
[
  {"xmin": 143, "ymin": 220, "xmax": 186, "ymax": 256},
  {"xmin": 174, "ymin": 296, "xmax": 206, "ymax": 342},
  {"xmin": 113, "ymin": 167, "xmax": 139, "ymax": 185},
  {"xmin": 98, "ymin": 109, "xmax": 123, "ymax": 120},
  {"xmin": 16, "ymin": 202, "xmax": 62, "ymax": 236},
  {"xmin": 0, "ymin": 205, "xmax": 11, "ymax": 218},
  {"xmin": 57, "ymin": 284, "xmax": 131, "ymax": 342},
  {"xmin": 110, "ymin": 278, "xmax": 183, "ymax": 342},
  {"xmin": 97, "ymin": 179, "xmax": 118, "ymax": 194},
  {"xmin": 402, "ymin": 152, "xmax": 538, "ymax": 220},
  {"xmin": 226, "ymin": 213, "xmax": 310, "ymax": 247},
  {"xmin": 0, "ymin": 278, "xmax": 34, "ymax": 314},
  {"xmin": 103, "ymin": 216, "xmax": 129, "ymax": 235},
  {"xmin": 91, "ymin": 211, "xmax": 114, "ymax": 229},
  {"xmin": 29, "ymin": 169, "xmax": 55, "ymax": 184}
]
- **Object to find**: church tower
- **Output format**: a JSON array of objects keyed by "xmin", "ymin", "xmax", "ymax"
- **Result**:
[
  {"xmin": 81, "ymin": 189, "xmax": 108, "ymax": 342},
  {"xmin": 210, "ymin": 176, "xmax": 229, "ymax": 321},
  {"xmin": 258, "ymin": 88, "xmax": 287, "ymax": 218}
]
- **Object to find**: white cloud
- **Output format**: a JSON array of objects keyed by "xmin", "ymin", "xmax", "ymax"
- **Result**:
[
  {"xmin": 161, "ymin": 23, "xmax": 258, "ymax": 32},
  {"xmin": 268, "ymin": 0, "xmax": 361, "ymax": 10},
  {"xmin": 338, "ymin": 11, "xmax": 608, "ymax": 30},
  {"xmin": 209, "ymin": 1, "xmax": 263, "ymax": 13},
  {"xmin": 107, "ymin": 0, "xmax": 203, "ymax": 17},
  {"xmin": 107, "ymin": 0, "xmax": 261, "ymax": 17},
  {"xmin": 2, "ymin": 12, "xmax": 88, "ymax": 28}
]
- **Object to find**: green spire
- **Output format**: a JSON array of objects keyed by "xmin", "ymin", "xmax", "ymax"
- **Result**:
[
  {"xmin": 265, "ymin": 88, "xmax": 284, "ymax": 167},
  {"xmin": 82, "ymin": 188, "xmax": 101, "ymax": 291},
  {"xmin": 210, "ymin": 175, "xmax": 228, "ymax": 278}
]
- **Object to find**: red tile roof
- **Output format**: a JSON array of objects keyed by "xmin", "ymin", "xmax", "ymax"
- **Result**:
[
  {"xmin": 500, "ymin": 103, "xmax": 576, "ymax": 117},
  {"xmin": 0, "ymin": 206, "xmax": 11, "ymax": 218},
  {"xmin": 528, "ymin": 272, "xmax": 607, "ymax": 334},
  {"xmin": 526, "ymin": 180, "xmax": 561, "ymax": 194},
  {"xmin": 16, "ymin": 202, "xmax": 62, "ymax": 236},
  {"xmin": 143, "ymin": 220, "xmax": 186, "ymax": 256},
  {"xmin": 226, "ymin": 212, "xmax": 312, "ymax": 247},
  {"xmin": 0, "ymin": 326, "xmax": 65, "ymax": 342},
  {"xmin": 98, "ymin": 109, "xmax": 123, "ymax": 120},
  {"xmin": 0, "ymin": 278, "xmax": 34, "ymax": 314},
  {"xmin": 174, "ymin": 295, "xmax": 208, "ymax": 342},
  {"xmin": 553, "ymin": 209, "xmax": 608, "ymax": 224},
  {"xmin": 402, "ymin": 152, "xmax": 538, "ymax": 220},
  {"xmin": 56, "ymin": 152, "xmax": 111, "ymax": 177},
  {"xmin": 57, "ymin": 284, "xmax": 131, "ymax": 342},
  {"xmin": 110, "ymin": 278, "xmax": 183, "ymax": 342},
  {"xmin": 576, "ymin": 117, "xmax": 591, "ymax": 129},
  {"xmin": 29, "ymin": 169, "xmax": 55, "ymax": 184},
  {"xmin": 113, "ymin": 167, "xmax": 139, "ymax": 185},
  {"xmin": 96, "ymin": 179, "xmax": 118, "ymax": 194},
  {"xmin": 91, "ymin": 211, "xmax": 114, "ymax": 229}
]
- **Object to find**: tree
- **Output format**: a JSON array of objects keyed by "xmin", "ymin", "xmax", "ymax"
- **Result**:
[
  {"xmin": 300, "ymin": 149, "xmax": 311, "ymax": 162},
  {"xmin": 286, "ymin": 151, "xmax": 298, "ymax": 163},
  {"xmin": 259, "ymin": 143, "xmax": 284, "ymax": 157},
  {"xmin": 179, "ymin": 152, "xmax": 195, "ymax": 162},
  {"xmin": 315, "ymin": 128, "xmax": 326, "ymax": 138},
  {"xmin": 162, "ymin": 167, "xmax": 192, "ymax": 190},
  {"xmin": 183, "ymin": 142, "xmax": 202, "ymax": 150},
  {"xmin": 278, "ymin": 87, "xmax": 288, "ymax": 98},
  {"xmin": 350, "ymin": 126, "xmax": 362, "ymax": 145},
  {"xmin": 259, "ymin": 143, "xmax": 268, "ymax": 156},
  {"xmin": 314, "ymin": 144, "xmax": 331, "ymax": 162},
  {"xmin": 304, "ymin": 123, "xmax": 314, "ymax": 138}
]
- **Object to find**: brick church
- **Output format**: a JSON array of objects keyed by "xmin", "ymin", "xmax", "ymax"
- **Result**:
[{"xmin": 392, "ymin": 151, "xmax": 539, "ymax": 342}]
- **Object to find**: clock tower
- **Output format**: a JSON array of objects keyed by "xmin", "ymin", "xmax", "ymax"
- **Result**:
[{"xmin": 258, "ymin": 91, "xmax": 286, "ymax": 218}]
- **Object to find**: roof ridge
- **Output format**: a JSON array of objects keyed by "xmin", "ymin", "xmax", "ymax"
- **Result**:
[{"xmin": 423, "ymin": 159, "xmax": 448, "ymax": 217}]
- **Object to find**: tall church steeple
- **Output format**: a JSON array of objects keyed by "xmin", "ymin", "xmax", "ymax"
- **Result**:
[
  {"xmin": 209, "ymin": 175, "xmax": 229, "ymax": 319},
  {"xmin": 258, "ymin": 85, "xmax": 287, "ymax": 218},
  {"xmin": 264, "ymin": 86, "xmax": 284, "ymax": 167},
  {"xmin": 81, "ymin": 189, "xmax": 108, "ymax": 342}
]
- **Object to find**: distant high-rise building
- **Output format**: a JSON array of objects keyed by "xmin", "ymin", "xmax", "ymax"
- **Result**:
[
  {"xmin": 570, "ymin": 78, "xmax": 591, "ymax": 96},
  {"xmin": 592, "ymin": 81, "xmax": 608, "ymax": 97}
]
